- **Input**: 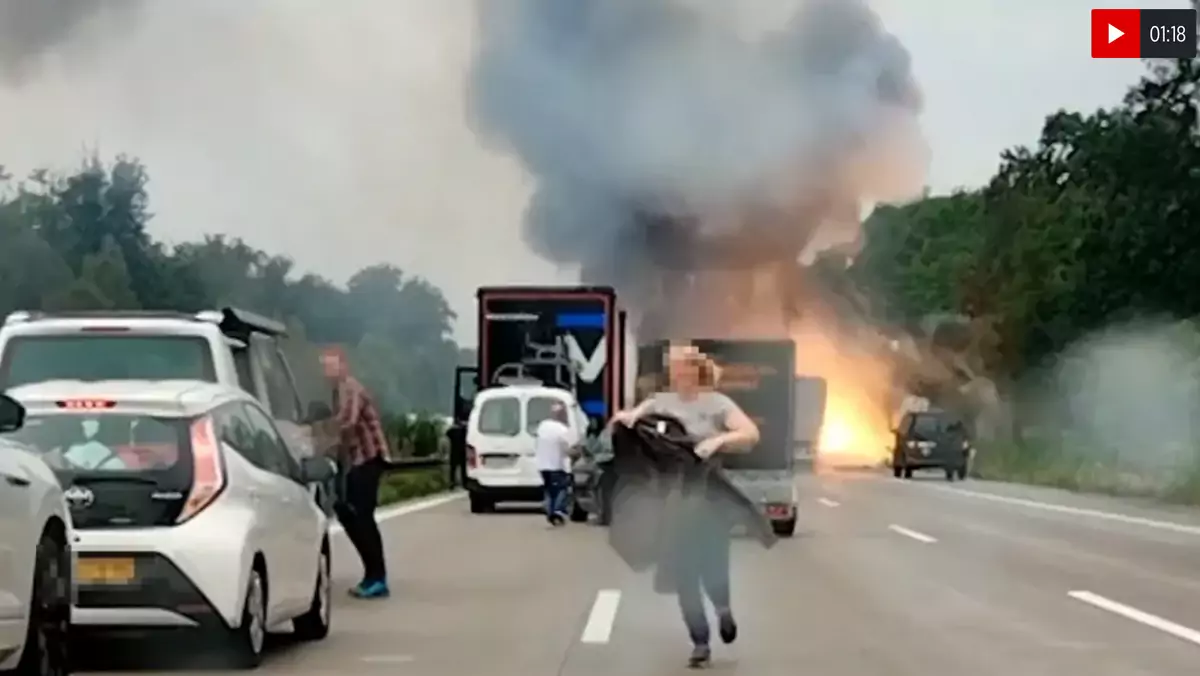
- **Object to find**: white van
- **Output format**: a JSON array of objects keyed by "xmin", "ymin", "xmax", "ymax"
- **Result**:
[{"xmin": 465, "ymin": 385, "xmax": 588, "ymax": 514}]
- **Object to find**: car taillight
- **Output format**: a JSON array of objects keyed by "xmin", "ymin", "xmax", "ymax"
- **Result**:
[
  {"xmin": 466, "ymin": 445, "xmax": 477, "ymax": 469},
  {"xmin": 765, "ymin": 503, "xmax": 792, "ymax": 518},
  {"xmin": 178, "ymin": 416, "xmax": 226, "ymax": 523}
]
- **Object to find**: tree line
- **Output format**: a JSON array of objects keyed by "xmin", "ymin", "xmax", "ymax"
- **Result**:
[
  {"xmin": 850, "ymin": 59, "xmax": 1200, "ymax": 379},
  {"xmin": 837, "ymin": 59, "xmax": 1200, "ymax": 499},
  {"xmin": 0, "ymin": 157, "xmax": 465, "ymax": 418}
]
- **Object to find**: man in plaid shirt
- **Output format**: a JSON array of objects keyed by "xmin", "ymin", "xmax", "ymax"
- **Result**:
[{"xmin": 321, "ymin": 346, "xmax": 390, "ymax": 599}]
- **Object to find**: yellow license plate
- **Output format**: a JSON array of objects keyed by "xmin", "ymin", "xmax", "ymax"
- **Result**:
[{"xmin": 77, "ymin": 557, "xmax": 136, "ymax": 585}]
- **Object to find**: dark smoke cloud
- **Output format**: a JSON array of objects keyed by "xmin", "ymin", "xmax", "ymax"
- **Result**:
[
  {"xmin": 468, "ymin": 0, "xmax": 927, "ymax": 330},
  {"xmin": 0, "ymin": 0, "xmax": 143, "ymax": 83}
]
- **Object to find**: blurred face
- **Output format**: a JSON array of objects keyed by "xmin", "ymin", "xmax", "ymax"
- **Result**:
[
  {"xmin": 321, "ymin": 351, "xmax": 347, "ymax": 379},
  {"xmin": 667, "ymin": 355, "xmax": 701, "ymax": 391}
]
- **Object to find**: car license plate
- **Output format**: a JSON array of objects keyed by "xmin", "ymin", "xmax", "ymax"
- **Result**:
[
  {"xmin": 77, "ymin": 557, "xmax": 136, "ymax": 585},
  {"xmin": 482, "ymin": 455, "xmax": 516, "ymax": 469}
]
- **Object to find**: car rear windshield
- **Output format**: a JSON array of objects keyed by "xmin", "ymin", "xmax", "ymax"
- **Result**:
[
  {"xmin": 1, "ymin": 412, "xmax": 190, "ymax": 473},
  {"xmin": 476, "ymin": 396, "xmax": 521, "ymax": 436},
  {"xmin": 525, "ymin": 396, "xmax": 565, "ymax": 435},
  {"xmin": 0, "ymin": 335, "xmax": 216, "ymax": 388},
  {"xmin": 911, "ymin": 415, "xmax": 952, "ymax": 437}
]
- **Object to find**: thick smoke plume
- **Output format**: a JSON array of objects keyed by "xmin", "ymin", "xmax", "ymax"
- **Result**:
[
  {"xmin": 0, "ymin": 0, "xmax": 143, "ymax": 83},
  {"xmin": 469, "ymin": 0, "xmax": 927, "ymax": 333}
]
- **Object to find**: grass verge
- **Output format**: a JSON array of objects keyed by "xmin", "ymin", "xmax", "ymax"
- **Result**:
[
  {"xmin": 973, "ymin": 441, "xmax": 1200, "ymax": 505},
  {"xmin": 378, "ymin": 467, "xmax": 451, "ymax": 505}
]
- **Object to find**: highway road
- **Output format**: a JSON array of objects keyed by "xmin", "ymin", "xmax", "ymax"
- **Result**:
[{"xmin": 79, "ymin": 473, "xmax": 1200, "ymax": 675}]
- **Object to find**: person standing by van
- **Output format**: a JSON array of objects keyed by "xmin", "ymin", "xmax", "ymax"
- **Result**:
[
  {"xmin": 610, "ymin": 345, "xmax": 760, "ymax": 668},
  {"xmin": 533, "ymin": 402, "xmax": 575, "ymax": 526},
  {"xmin": 446, "ymin": 422, "xmax": 467, "ymax": 489},
  {"xmin": 320, "ymin": 346, "xmax": 390, "ymax": 599}
]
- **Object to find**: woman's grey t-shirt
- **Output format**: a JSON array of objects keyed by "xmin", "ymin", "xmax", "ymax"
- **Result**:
[{"xmin": 645, "ymin": 391, "xmax": 740, "ymax": 440}]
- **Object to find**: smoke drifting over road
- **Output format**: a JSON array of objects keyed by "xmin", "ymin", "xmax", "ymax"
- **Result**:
[{"xmin": 469, "ymin": 0, "xmax": 928, "ymax": 328}]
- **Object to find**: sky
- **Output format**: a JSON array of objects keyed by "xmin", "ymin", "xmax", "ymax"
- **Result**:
[{"xmin": 0, "ymin": 0, "xmax": 1176, "ymax": 344}]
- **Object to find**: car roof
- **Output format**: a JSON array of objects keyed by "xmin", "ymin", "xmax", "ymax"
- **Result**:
[
  {"xmin": 7, "ymin": 379, "xmax": 251, "ymax": 417},
  {"xmin": 0, "ymin": 315, "xmax": 223, "ymax": 337},
  {"xmin": 476, "ymin": 385, "xmax": 578, "ymax": 402}
]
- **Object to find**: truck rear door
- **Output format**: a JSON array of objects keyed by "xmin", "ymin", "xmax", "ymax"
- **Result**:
[{"xmin": 476, "ymin": 287, "xmax": 618, "ymax": 427}]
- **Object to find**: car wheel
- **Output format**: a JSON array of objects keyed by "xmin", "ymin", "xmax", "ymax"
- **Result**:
[
  {"xmin": 771, "ymin": 518, "xmax": 797, "ymax": 537},
  {"xmin": 10, "ymin": 532, "xmax": 71, "ymax": 676},
  {"xmin": 292, "ymin": 545, "xmax": 331, "ymax": 641},
  {"xmin": 469, "ymin": 492, "xmax": 494, "ymax": 514},
  {"xmin": 902, "ymin": 467, "xmax": 914, "ymax": 479},
  {"xmin": 957, "ymin": 464, "xmax": 968, "ymax": 480},
  {"xmin": 944, "ymin": 467, "xmax": 957, "ymax": 482},
  {"xmin": 225, "ymin": 566, "xmax": 267, "ymax": 669}
]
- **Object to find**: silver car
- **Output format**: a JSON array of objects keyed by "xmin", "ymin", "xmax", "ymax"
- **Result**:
[{"xmin": 3, "ymin": 380, "xmax": 335, "ymax": 669}]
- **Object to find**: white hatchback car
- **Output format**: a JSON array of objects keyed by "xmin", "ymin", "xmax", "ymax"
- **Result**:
[
  {"xmin": 0, "ymin": 393, "xmax": 72, "ymax": 676},
  {"xmin": 1, "ymin": 380, "xmax": 335, "ymax": 669}
]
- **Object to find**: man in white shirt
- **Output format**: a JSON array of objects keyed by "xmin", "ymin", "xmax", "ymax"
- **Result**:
[{"xmin": 534, "ymin": 402, "xmax": 576, "ymax": 526}]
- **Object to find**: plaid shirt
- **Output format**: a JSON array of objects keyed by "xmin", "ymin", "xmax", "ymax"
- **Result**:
[{"xmin": 333, "ymin": 376, "xmax": 387, "ymax": 466}]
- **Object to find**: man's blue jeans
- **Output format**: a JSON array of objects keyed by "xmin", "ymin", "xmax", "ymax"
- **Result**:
[{"xmin": 540, "ymin": 470, "xmax": 570, "ymax": 520}]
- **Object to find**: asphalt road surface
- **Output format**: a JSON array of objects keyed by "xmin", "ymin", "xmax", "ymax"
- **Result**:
[{"xmin": 79, "ymin": 472, "xmax": 1200, "ymax": 675}]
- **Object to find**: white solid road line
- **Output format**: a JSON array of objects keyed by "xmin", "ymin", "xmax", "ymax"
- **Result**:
[
  {"xmin": 920, "ymin": 484, "xmax": 1200, "ymax": 536},
  {"xmin": 888, "ymin": 524, "xmax": 937, "ymax": 543},
  {"xmin": 1068, "ymin": 591, "xmax": 1200, "ymax": 647},
  {"xmin": 817, "ymin": 497, "xmax": 840, "ymax": 507},
  {"xmin": 330, "ymin": 491, "xmax": 465, "ymax": 535},
  {"xmin": 580, "ymin": 589, "xmax": 622, "ymax": 644}
]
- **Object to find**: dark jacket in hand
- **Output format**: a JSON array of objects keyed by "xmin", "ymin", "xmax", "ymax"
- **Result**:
[{"xmin": 607, "ymin": 414, "xmax": 777, "ymax": 594}]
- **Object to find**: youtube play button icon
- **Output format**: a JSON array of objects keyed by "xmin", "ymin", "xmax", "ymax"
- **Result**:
[{"xmin": 1092, "ymin": 8, "xmax": 1140, "ymax": 58}]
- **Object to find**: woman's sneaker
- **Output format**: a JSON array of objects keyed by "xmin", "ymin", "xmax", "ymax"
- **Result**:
[
  {"xmin": 687, "ymin": 644, "xmax": 711, "ymax": 668},
  {"xmin": 717, "ymin": 609, "xmax": 738, "ymax": 644}
]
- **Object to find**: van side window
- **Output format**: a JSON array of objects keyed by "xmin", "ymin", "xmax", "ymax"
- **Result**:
[
  {"xmin": 266, "ymin": 349, "xmax": 301, "ymax": 422},
  {"xmin": 231, "ymin": 346, "xmax": 256, "ymax": 394},
  {"xmin": 250, "ymin": 336, "xmax": 299, "ymax": 423}
]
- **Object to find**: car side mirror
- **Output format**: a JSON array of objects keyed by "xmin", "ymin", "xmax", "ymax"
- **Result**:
[
  {"xmin": 300, "ymin": 456, "xmax": 336, "ymax": 484},
  {"xmin": 0, "ymin": 394, "xmax": 25, "ymax": 433}
]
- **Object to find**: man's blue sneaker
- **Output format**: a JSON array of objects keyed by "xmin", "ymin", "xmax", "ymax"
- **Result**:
[{"xmin": 350, "ymin": 580, "xmax": 390, "ymax": 599}]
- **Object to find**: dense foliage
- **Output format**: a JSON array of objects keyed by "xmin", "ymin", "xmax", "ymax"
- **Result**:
[
  {"xmin": 848, "ymin": 60, "xmax": 1200, "ymax": 500},
  {"xmin": 0, "ymin": 157, "xmax": 463, "ymax": 417},
  {"xmin": 853, "ymin": 60, "xmax": 1200, "ymax": 375}
]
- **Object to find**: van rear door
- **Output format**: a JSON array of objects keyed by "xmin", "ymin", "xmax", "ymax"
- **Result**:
[{"xmin": 468, "ymin": 393, "xmax": 539, "ymax": 486}]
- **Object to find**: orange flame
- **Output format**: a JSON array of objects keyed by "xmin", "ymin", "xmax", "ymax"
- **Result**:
[{"xmin": 792, "ymin": 318, "xmax": 893, "ymax": 468}]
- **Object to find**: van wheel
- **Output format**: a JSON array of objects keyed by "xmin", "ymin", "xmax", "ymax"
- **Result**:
[
  {"xmin": 469, "ymin": 493, "xmax": 494, "ymax": 514},
  {"xmin": 957, "ymin": 464, "xmax": 968, "ymax": 480},
  {"xmin": 292, "ymin": 546, "xmax": 331, "ymax": 641},
  {"xmin": 944, "ymin": 467, "xmax": 957, "ymax": 482},
  {"xmin": 224, "ymin": 567, "xmax": 267, "ymax": 669},
  {"xmin": 12, "ymin": 532, "xmax": 70, "ymax": 676},
  {"xmin": 902, "ymin": 467, "xmax": 914, "ymax": 479}
]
